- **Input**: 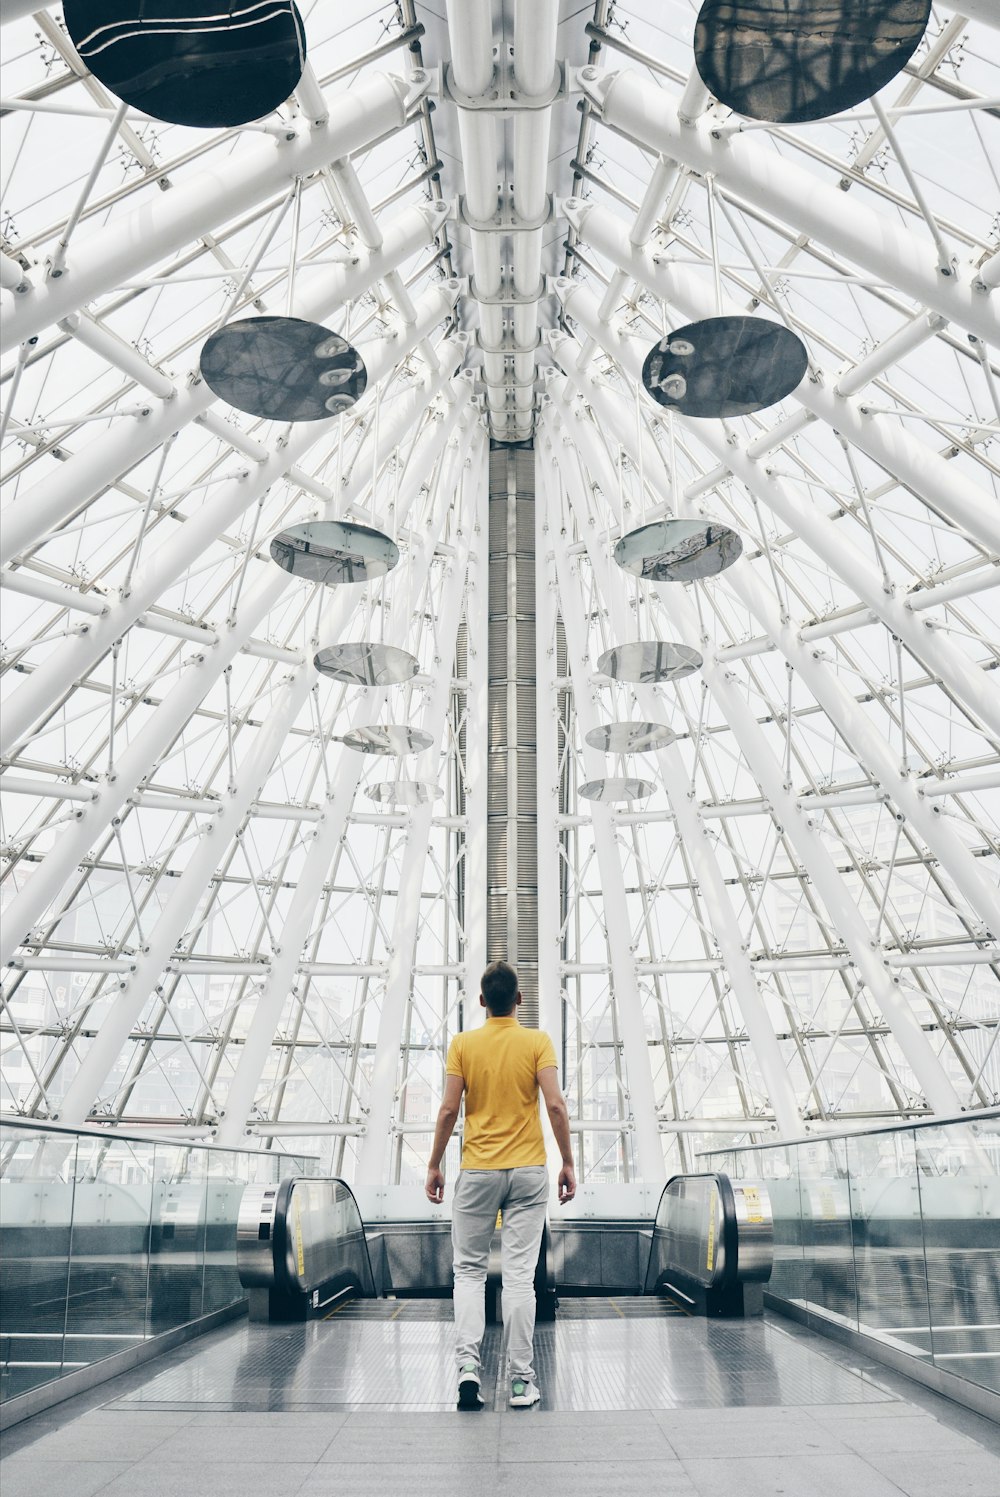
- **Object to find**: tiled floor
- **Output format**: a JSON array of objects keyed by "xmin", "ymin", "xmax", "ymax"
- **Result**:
[{"xmin": 2, "ymin": 1304, "xmax": 998, "ymax": 1497}]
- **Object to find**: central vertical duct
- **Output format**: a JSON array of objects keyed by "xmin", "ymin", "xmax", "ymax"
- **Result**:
[{"xmin": 487, "ymin": 445, "xmax": 538, "ymax": 1025}]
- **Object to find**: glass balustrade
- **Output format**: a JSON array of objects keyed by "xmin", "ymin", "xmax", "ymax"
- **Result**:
[
  {"xmin": 704, "ymin": 1110, "xmax": 1000, "ymax": 1399},
  {"xmin": 0, "ymin": 1120, "xmax": 312, "ymax": 1405}
]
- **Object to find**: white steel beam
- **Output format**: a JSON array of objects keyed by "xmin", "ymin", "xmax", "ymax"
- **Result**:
[
  {"xmin": 558, "ymin": 203, "xmax": 1000, "ymax": 557},
  {"xmin": 1, "ymin": 203, "xmax": 451, "ymax": 570},
  {"xmin": 550, "ymin": 288, "xmax": 1000, "ymax": 744},
  {"xmin": 540, "ymin": 451, "xmax": 670, "ymax": 1175},
  {"xmin": 575, "ymin": 67, "xmax": 1000, "ymax": 347},
  {"xmin": 549, "ymin": 340, "xmax": 1000, "ymax": 942},
  {"xmin": 0, "ymin": 367, "xmax": 472, "ymax": 969},
  {"xmin": 0, "ymin": 70, "xmax": 433, "ymax": 352},
  {"xmin": 1, "ymin": 282, "xmax": 461, "ymax": 761},
  {"xmin": 543, "ymin": 424, "xmax": 803, "ymax": 1140},
  {"xmin": 462, "ymin": 438, "xmax": 490, "ymax": 1030},
  {"xmin": 546, "ymin": 386, "xmax": 965, "ymax": 1117},
  {"xmin": 355, "ymin": 445, "xmax": 480, "ymax": 1184}
]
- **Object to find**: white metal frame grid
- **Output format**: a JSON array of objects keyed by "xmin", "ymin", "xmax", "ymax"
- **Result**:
[{"xmin": 0, "ymin": 1, "xmax": 997, "ymax": 1198}]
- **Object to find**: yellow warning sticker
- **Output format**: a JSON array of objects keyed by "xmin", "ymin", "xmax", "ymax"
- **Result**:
[
  {"xmin": 743, "ymin": 1186, "xmax": 764, "ymax": 1224},
  {"xmin": 293, "ymin": 1193, "xmax": 306, "ymax": 1277},
  {"xmin": 706, "ymin": 1188, "xmax": 717, "ymax": 1273},
  {"xmin": 496, "ymin": 1209, "xmax": 503, "ymax": 1230}
]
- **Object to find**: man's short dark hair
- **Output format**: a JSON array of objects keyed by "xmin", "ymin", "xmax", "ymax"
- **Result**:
[{"xmin": 481, "ymin": 961, "xmax": 518, "ymax": 1016}]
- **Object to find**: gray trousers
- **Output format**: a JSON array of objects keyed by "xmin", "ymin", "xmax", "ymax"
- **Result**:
[{"xmin": 451, "ymin": 1165, "xmax": 549, "ymax": 1382}]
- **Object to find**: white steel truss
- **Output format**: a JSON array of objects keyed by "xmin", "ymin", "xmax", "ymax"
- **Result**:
[{"xmin": 1, "ymin": 2, "xmax": 997, "ymax": 1205}]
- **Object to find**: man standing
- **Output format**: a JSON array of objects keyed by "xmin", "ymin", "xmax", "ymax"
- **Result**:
[{"xmin": 425, "ymin": 960, "xmax": 576, "ymax": 1410}]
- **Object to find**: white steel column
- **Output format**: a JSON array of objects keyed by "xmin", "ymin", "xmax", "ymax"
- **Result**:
[
  {"xmin": 1, "ymin": 282, "xmax": 461, "ymax": 760},
  {"xmin": 546, "ymin": 384, "xmax": 966, "ymax": 1116},
  {"xmin": 461, "ymin": 439, "xmax": 490, "ymax": 1028},
  {"xmin": 575, "ymin": 67, "xmax": 1000, "ymax": 347},
  {"xmin": 550, "ymin": 346, "xmax": 1000, "ymax": 942},
  {"xmin": 1, "ymin": 203, "xmax": 451, "ymax": 570},
  {"xmin": 54, "ymin": 596, "xmax": 358, "ymax": 1124},
  {"xmin": 55, "ymin": 407, "xmax": 480, "ymax": 1126},
  {"xmin": 355, "ymin": 438, "xmax": 482, "ymax": 1185},
  {"xmin": 1, "ymin": 71, "xmax": 433, "ymax": 351},
  {"xmin": 542, "ymin": 456, "xmax": 667, "ymax": 1180},
  {"xmin": 551, "ymin": 286, "xmax": 1000, "ymax": 744},
  {"xmin": 535, "ymin": 446, "xmax": 567, "ymax": 1181},
  {"xmin": 560, "ymin": 200, "xmax": 1000, "ymax": 558},
  {"xmin": 543, "ymin": 420, "xmax": 803, "ymax": 1139},
  {"xmin": 0, "ymin": 365, "xmax": 470, "ymax": 968}
]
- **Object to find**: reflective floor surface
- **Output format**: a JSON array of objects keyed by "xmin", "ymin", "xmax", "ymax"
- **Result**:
[{"xmin": 2, "ymin": 1303, "xmax": 998, "ymax": 1497}]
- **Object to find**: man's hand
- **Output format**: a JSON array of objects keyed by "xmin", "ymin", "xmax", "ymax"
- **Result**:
[
  {"xmin": 425, "ymin": 1166, "xmax": 445, "ymax": 1204},
  {"xmin": 558, "ymin": 1165, "xmax": 576, "ymax": 1204}
]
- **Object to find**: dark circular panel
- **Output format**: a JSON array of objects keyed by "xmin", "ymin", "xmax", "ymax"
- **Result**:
[
  {"xmin": 366, "ymin": 781, "xmax": 441, "ymax": 806},
  {"xmin": 614, "ymin": 519, "xmax": 743, "ymax": 583},
  {"xmin": 584, "ymin": 722, "xmax": 677, "ymax": 754},
  {"xmin": 63, "ymin": 0, "xmax": 307, "ymax": 129},
  {"xmin": 597, "ymin": 641, "xmax": 703, "ymax": 684},
  {"xmin": 642, "ymin": 317, "xmax": 808, "ymax": 418},
  {"xmin": 313, "ymin": 643, "xmax": 419, "ymax": 687},
  {"xmin": 694, "ymin": 0, "xmax": 931, "ymax": 125},
  {"xmin": 200, "ymin": 317, "xmax": 367, "ymax": 422},
  {"xmin": 340, "ymin": 725, "xmax": 434, "ymax": 756},
  {"xmin": 270, "ymin": 522, "xmax": 398, "ymax": 586},
  {"xmin": 579, "ymin": 777, "xmax": 655, "ymax": 804}
]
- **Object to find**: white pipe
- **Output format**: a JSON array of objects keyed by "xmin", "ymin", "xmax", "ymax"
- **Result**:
[
  {"xmin": 1, "ymin": 282, "xmax": 461, "ymax": 761},
  {"xmin": 1, "ymin": 71, "xmax": 431, "ymax": 352},
  {"xmin": 546, "ymin": 388, "xmax": 966, "ymax": 1119},
  {"xmin": 463, "ymin": 444, "xmax": 489, "ymax": 1030},
  {"xmin": 543, "ymin": 460, "xmax": 671, "ymax": 1177},
  {"xmin": 560, "ymin": 201, "xmax": 1000, "ymax": 557},
  {"xmin": 548, "ymin": 333, "xmax": 1000, "ymax": 942},
  {"xmin": 576, "ymin": 68, "xmax": 1000, "ymax": 347},
  {"xmin": 354, "ymin": 451, "xmax": 480, "ymax": 1183},
  {"xmin": 1, "ymin": 203, "xmax": 450, "ymax": 570},
  {"xmin": 834, "ymin": 311, "xmax": 947, "ymax": 397},
  {"xmin": 545, "ymin": 424, "xmax": 804, "ymax": 1139},
  {"xmin": 0, "ymin": 369, "xmax": 472, "ymax": 970},
  {"xmin": 551, "ymin": 285, "xmax": 1000, "ymax": 741}
]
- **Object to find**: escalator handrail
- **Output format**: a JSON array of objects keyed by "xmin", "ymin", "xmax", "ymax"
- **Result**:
[{"xmin": 645, "ymin": 1170, "xmax": 740, "ymax": 1293}]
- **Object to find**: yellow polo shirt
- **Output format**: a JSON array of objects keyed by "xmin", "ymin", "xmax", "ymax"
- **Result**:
[{"xmin": 446, "ymin": 1016, "xmax": 558, "ymax": 1169}]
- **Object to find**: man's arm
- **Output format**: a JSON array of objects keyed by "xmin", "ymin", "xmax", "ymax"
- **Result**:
[
  {"xmin": 426, "ymin": 1073, "xmax": 464, "ymax": 1201},
  {"xmin": 538, "ymin": 1066, "xmax": 576, "ymax": 1203}
]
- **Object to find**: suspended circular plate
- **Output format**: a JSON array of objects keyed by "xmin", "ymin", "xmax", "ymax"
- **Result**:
[
  {"xmin": 584, "ymin": 721, "xmax": 677, "ymax": 754},
  {"xmin": 579, "ymin": 777, "xmax": 655, "ymax": 804},
  {"xmin": 270, "ymin": 522, "xmax": 398, "ymax": 587},
  {"xmin": 200, "ymin": 317, "xmax": 367, "ymax": 422},
  {"xmin": 63, "ymin": 0, "xmax": 307, "ymax": 128},
  {"xmin": 614, "ymin": 519, "xmax": 743, "ymax": 583},
  {"xmin": 366, "ymin": 781, "xmax": 441, "ymax": 806},
  {"xmin": 694, "ymin": 0, "xmax": 931, "ymax": 125},
  {"xmin": 313, "ymin": 643, "xmax": 419, "ymax": 686},
  {"xmin": 340, "ymin": 725, "xmax": 434, "ymax": 756},
  {"xmin": 597, "ymin": 641, "xmax": 703, "ymax": 684},
  {"xmin": 642, "ymin": 317, "xmax": 808, "ymax": 419}
]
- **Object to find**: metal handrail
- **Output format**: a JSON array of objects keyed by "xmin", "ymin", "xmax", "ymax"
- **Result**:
[
  {"xmin": 698, "ymin": 1106, "xmax": 1000, "ymax": 1160},
  {"xmin": 0, "ymin": 1114, "xmax": 318, "ymax": 1166}
]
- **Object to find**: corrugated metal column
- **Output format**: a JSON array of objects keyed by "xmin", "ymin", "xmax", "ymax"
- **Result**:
[{"xmin": 487, "ymin": 446, "xmax": 538, "ymax": 1024}]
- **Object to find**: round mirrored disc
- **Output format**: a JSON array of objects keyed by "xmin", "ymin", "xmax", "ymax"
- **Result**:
[
  {"xmin": 366, "ymin": 781, "xmax": 441, "ymax": 806},
  {"xmin": 270, "ymin": 522, "xmax": 398, "ymax": 586},
  {"xmin": 614, "ymin": 519, "xmax": 743, "ymax": 583},
  {"xmin": 642, "ymin": 317, "xmax": 808, "ymax": 418},
  {"xmin": 694, "ymin": 0, "xmax": 931, "ymax": 125},
  {"xmin": 579, "ymin": 777, "xmax": 655, "ymax": 804},
  {"xmin": 63, "ymin": 0, "xmax": 307, "ymax": 129},
  {"xmin": 313, "ymin": 643, "xmax": 419, "ymax": 687},
  {"xmin": 340, "ymin": 725, "xmax": 434, "ymax": 756},
  {"xmin": 584, "ymin": 722, "xmax": 677, "ymax": 754},
  {"xmin": 200, "ymin": 317, "xmax": 367, "ymax": 422},
  {"xmin": 597, "ymin": 641, "xmax": 703, "ymax": 684}
]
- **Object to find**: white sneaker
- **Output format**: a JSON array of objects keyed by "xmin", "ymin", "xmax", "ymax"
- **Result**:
[
  {"xmin": 457, "ymin": 1363, "xmax": 484, "ymax": 1410},
  {"xmin": 509, "ymin": 1377, "xmax": 541, "ymax": 1407}
]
